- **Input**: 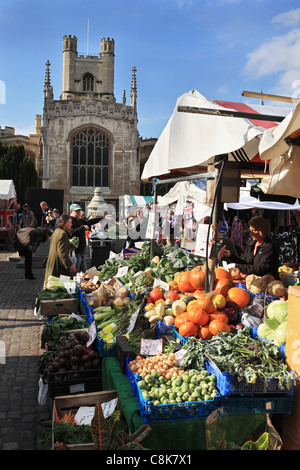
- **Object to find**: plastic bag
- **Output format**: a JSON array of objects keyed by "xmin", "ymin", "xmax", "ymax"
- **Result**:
[{"xmin": 205, "ymin": 408, "xmax": 282, "ymax": 450}]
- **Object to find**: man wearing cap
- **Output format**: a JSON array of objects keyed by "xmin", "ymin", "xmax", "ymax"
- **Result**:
[{"xmin": 69, "ymin": 203, "xmax": 102, "ymax": 272}]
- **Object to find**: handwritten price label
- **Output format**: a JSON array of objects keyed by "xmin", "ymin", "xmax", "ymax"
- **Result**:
[{"xmin": 140, "ymin": 338, "xmax": 163, "ymax": 356}]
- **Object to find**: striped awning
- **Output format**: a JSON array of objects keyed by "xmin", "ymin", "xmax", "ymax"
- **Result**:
[{"xmin": 124, "ymin": 195, "xmax": 155, "ymax": 206}]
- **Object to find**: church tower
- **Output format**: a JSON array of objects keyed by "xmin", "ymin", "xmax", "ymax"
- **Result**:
[{"xmin": 40, "ymin": 33, "xmax": 140, "ymax": 211}]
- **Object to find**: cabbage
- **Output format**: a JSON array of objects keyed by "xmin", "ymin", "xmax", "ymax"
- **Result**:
[
  {"xmin": 272, "ymin": 321, "xmax": 287, "ymax": 346},
  {"xmin": 266, "ymin": 300, "xmax": 288, "ymax": 323},
  {"xmin": 257, "ymin": 319, "xmax": 287, "ymax": 346},
  {"xmin": 257, "ymin": 322, "xmax": 274, "ymax": 340}
]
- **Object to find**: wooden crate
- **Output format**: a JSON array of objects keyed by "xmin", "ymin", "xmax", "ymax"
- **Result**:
[
  {"xmin": 40, "ymin": 298, "xmax": 80, "ymax": 316},
  {"xmin": 52, "ymin": 390, "xmax": 118, "ymax": 450}
]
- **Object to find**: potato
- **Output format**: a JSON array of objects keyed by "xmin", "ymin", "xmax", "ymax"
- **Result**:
[
  {"xmin": 267, "ymin": 280, "xmax": 287, "ymax": 297},
  {"xmin": 246, "ymin": 274, "xmax": 268, "ymax": 294}
]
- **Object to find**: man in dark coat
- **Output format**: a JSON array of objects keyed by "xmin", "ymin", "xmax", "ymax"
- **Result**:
[{"xmin": 68, "ymin": 204, "xmax": 102, "ymax": 272}]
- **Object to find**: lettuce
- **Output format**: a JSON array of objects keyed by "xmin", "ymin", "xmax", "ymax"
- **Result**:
[{"xmin": 265, "ymin": 300, "xmax": 288, "ymax": 323}]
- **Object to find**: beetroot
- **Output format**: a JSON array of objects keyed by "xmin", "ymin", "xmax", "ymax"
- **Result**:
[{"xmin": 222, "ymin": 300, "xmax": 239, "ymax": 325}]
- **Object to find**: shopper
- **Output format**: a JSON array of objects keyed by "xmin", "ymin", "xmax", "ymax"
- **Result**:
[
  {"xmin": 18, "ymin": 203, "xmax": 35, "ymax": 228},
  {"xmin": 68, "ymin": 203, "xmax": 102, "ymax": 273},
  {"xmin": 218, "ymin": 215, "xmax": 279, "ymax": 279},
  {"xmin": 36, "ymin": 201, "xmax": 49, "ymax": 228},
  {"xmin": 44, "ymin": 214, "xmax": 77, "ymax": 284},
  {"xmin": 16, "ymin": 227, "xmax": 52, "ymax": 280}
]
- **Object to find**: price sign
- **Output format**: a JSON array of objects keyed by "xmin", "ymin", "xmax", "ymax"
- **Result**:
[
  {"xmin": 87, "ymin": 322, "xmax": 97, "ymax": 347},
  {"xmin": 153, "ymin": 278, "xmax": 169, "ymax": 291},
  {"xmin": 115, "ymin": 266, "xmax": 129, "ymax": 278},
  {"xmin": 140, "ymin": 338, "xmax": 163, "ymax": 356},
  {"xmin": 126, "ymin": 307, "xmax": 140, "ymax": 334}
]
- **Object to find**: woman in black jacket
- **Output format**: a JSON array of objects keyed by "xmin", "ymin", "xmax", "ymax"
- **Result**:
[{"xmin": 218, "ymin": 216, "xmax": 279, "ymax": 279}]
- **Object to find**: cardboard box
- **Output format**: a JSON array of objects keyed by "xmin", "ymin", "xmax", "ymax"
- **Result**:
[
  {"xmin": 52, "ymin": 390, "xmax": 118, "ymax": 450},
  {"xmin": 286, "ymin": 285, "xmax": 300, "ymax": 378},
  {"xmin": 40, "ymin": 298, "xmax": 80, "ymax": 316}
]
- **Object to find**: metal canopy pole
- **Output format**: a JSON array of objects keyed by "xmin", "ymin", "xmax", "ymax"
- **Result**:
[
  {"xmin": 177, "ymin": 105, "xmax": 285, "ymax": 123},
  {"xmin": 149, "ymin": 170, "xmax": 217, "ymax": 261}
]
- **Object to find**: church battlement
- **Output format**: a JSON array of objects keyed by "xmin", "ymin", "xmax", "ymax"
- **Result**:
[
  {"xmin": 63, "ymin": 35, "xmax": 77, "ymax": 52},
  {"xmin": 100, "ymin": 37, "xmax": 115, "ymax": 54}
]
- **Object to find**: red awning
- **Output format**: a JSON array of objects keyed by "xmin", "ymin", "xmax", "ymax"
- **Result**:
[{"xmin": 215, "ymin": 100, "xmax": 279, "ymax": 162}]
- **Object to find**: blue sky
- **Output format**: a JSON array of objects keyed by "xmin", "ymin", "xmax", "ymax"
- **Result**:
[{"xmin": 0, "ymin": 0, "xmax": 300, "ymax": 139}]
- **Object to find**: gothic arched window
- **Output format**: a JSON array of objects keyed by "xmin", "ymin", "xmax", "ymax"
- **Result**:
[
  {"xmin": 71, "ymin": 128, "xmax": 110, "ymax": 188},
  {"xmin": 83, "ymin": 73, "xmax": 94, "ymax": 92}
]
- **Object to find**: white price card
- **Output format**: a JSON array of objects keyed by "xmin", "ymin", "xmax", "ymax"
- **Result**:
[
  {"xmin": 126, "ymin": 307, "xmax": 140, "ymax": 334},
  {"xmin": 64, "ymin": 281, "xmax": 76, "ymax": 294},
  {"xmin": 86, "ymin": 266, "xmax": 99, "ymax": 278},
  {"xmin": 87, "ymin": 322, "xmax": 97, "ymax": 347},
  {"xmin": 140, "ymin": 338, "xmax": 163, "ymax": 356},
  {"xmin": 74, "ymin": 398, "xmax": 118, "ymax": 425},
  {"xmin": 59, "ymin": 274, "xmax": 71, "ymax": 282},
  {"xmin": 195, "ymin": 224, "xmax": 212, "ymax": 257},
  {"xmin": 115, "ymin": 266, "xmax": 129, "ymax": 278},
  {"xmin": 153, "ymin": 278, "xmax": 169, "ymax": 291},
  {"xmin": 92, "ymin": 275, "xmax": 99, "ymax": 285},
  {"xmin": 175, "ymin": 348, "xmax": 186, "ymax": 365}
]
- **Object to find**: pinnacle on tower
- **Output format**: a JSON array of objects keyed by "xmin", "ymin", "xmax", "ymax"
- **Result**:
[
  {"xmin": 44, "ymin": 60, "xmax": 53, "ymax": 101},
  {"xmin": 130, "ymin": 66, "xmax": 137, "ymax": 110}
]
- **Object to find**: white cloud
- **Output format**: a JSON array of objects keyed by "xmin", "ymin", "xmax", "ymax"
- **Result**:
[
  {"xmin": 15, "ymin": 125, "xmax": 36, "ymax": 136},
  {"xmin": 243, "ymin": 29, "xmax": 300, "ymax": 78},
  {"xmin": 272, "ymin": 8, "xmax": 300, "ymax": 28}
]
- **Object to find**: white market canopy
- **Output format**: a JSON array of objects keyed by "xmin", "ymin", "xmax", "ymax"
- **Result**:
[
  {"xmin": 258, "ymin": 100, "xmax": 300, "ymax": 198},
  {"xmin": 0, "ymin": 180, "xmax": 16, "ymax": 200},
  {"xmin": 141, "ymin": 89, "xmax": 292, "ymax": 181}
]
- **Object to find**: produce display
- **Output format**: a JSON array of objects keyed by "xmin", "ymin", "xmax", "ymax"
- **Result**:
[
  {"xmin": 180, "ymin": 329, "xmax": 294, "ymax": 391},
  {"xmin": 38, "ymin": 331, "xmax": 102, "ymax": 383},
  {"xmin": 128, "ymin": 353, "xmax": 219, "ymax": 404},
  {"xmin": 41, "ymin": 315, "xmax": 90, "ymax": 349}
]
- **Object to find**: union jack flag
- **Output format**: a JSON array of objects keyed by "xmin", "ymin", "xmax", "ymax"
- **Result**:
[{"xmin": 0, "ymin": 197, "xmax": 15, "ymax": 229}]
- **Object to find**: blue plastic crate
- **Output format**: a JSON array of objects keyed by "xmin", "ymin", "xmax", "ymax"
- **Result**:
[
  {"xmin": 126, "ymin": 363, "xmax": 221, "ymax": 423},
  {"xmin": 220, "ymin": 394, "xmax": 293, "ymax": 415},
  {"xmin": 205, "ymin": 357, "xmax": 294, "ymax": 396},
  {"xmin": 95, "ymin": 333, "xmax": 116, "ymax": 357}
]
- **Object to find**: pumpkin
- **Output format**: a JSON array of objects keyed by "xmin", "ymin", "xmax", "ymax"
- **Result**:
[
  {"xmin": 199, "ymin": 325, "xmax": 213, "ymax": 340},
  {"xmin": 174, "ymin": 312, "xmax": 188, "ymax": 329},
  {"xmin": 214, "ymin": 267, "xmax": 232, "ymax": 281},
  {"xmin": 195, "ymin": 296, "xmax": 215, "ymax": 314},
  {"xmin": 186, "ymin": 305, "xmax": 209, "ymax": 326},
  {"xmin": 186, "ymin": 299, "xmax": 198, "ymax": 311},
  {"xmin": 190, "ymin": 266, "xmax": 206, "ymax": 290},
  {"xmin": 209, "ymin": 311, "xmax": 229, "ymax": 324},
  {"xmin": 226, "ymin": 287, "xmax": 250, "ymax": 309},
  {"xmin": 209, "ymin": 319, "xmax": 231, "ymax": 336},
  {"xmin": 178, "ymin": 270, "xmax": 195, "ymax": 293},
  {"xmin": 168, "ymin": 281, "xmax": 179, "ymax": 292},
  {"xmin": 214, "ymin": 278, "xmax": 233, "ymax": 296},
  {"xmin": 178, "ymin": 321, "xmax": 199, "ymax": 338},
  {"xmin": 174, "ymin": 272, "xmax": 183, "ymax": 283},
  {"xmin": 193, "ymin": 289, "xmax": 205, "ymax": 298}
]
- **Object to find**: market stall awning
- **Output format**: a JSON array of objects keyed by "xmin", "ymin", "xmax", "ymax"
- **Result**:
[
  {"xmin": 124, "ymin": 195, "xmax": 156, "ymax": 206},
  {"xmin": 0, "ymin": 179, "xmax": 16, "ymax": 200},
  {"xmin": 257, "ymin": 100, "xmax": 300, "ymax": 198},
  {"xmin": 141, "ymin": 90, "xmax": 293, "ymax": 181}
]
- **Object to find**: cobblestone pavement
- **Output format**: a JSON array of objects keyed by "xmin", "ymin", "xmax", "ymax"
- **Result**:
[{"xmin": 0, "ymin": 250, "xmax": 52, "ymax": 450}]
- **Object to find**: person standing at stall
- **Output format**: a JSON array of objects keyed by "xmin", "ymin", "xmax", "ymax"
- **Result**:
[
  {"xmin": 18, "ymin": 203, "xmax": 35, "ymax": 228},
  {"xmin": 44, "ymin": 214, "xmax": 77, "ymax": 284},
  {"xmin": 16, "ymin": 227, "xmax": 52, "ymax": 279},
  {"xmin": 68, "ymin": 203, "xmax": 102, "ymax": 273},
  {"xmin": 218, "ymin": 215, "xmax": 279, "ymax": 279}
]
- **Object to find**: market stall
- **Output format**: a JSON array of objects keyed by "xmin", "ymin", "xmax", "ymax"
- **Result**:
[
  {"xmin": 35, "ymin": 240, "xmax": 297, "ymax": 450},
  {"xmin": 0, "ymin": 179, "xmax": 16, "ymax": 250},
  {"xmin": 34, "ymin": 89, "xmax": 300, "ymax": 450}
]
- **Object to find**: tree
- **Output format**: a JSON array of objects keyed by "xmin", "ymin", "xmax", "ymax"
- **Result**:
[{"xmin": 0, "ymin": 141, "xmax": 38, "ymax": 205}]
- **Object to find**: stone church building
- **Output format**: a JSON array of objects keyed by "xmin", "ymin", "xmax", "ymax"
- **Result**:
[{"xmin": 40, "ymin": 34, "xmax": 152, "ymax": 212}]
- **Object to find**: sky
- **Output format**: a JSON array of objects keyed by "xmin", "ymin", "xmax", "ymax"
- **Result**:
[{"xmin": 1, "ymin": 0, "xmax": 300, "ymax": 140}]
